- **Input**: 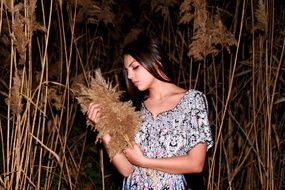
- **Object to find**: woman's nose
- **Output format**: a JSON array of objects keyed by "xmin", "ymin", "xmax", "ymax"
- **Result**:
[{"xmin": 127, "ymin": 70, "xmax": 134, "ymax": 79}]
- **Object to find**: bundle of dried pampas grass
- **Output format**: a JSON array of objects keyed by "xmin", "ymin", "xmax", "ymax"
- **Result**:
[{"xmin": 74, "ymin": 69, "xmax": 141, "ymax": 159}]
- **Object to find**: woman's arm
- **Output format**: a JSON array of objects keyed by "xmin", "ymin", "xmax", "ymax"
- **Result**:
[
  {"xmin": 102, "ymin": 134, "xmax": 134, "ymax": 177},
  {"xmin": 109, "ymin": 153, "xmax": 134, "ymax": 177},
  {"xmin": 124, "ymin": 142, "xmax": 207, "ymax": 174},
  {"xmin": 87, "ymin": 103, "xmax": 134, "ymax": 177}
]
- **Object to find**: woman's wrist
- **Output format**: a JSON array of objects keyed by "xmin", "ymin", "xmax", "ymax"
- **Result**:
[
  {"xmin": 102, "ymin": 134, "xmax": 111, "ymax": 145},
  {"xmin": 140, "ymin": 156, "xmax": 151, "ymax": 168}
]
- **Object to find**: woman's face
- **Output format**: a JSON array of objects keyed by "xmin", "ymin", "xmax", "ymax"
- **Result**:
[{"xmin": 124, "ymin": 54, "xmax": 155, "ymax": 91}]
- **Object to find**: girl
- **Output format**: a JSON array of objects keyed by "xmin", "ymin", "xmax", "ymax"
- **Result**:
[{"xmin": 87, "ymin": 35, "xmax": 213, "ymax": 190}]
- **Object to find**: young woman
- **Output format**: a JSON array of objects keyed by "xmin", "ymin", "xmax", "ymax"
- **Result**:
[{"xmin": 87, "ymin": 35, "xmax": 213, "ymax": 190}]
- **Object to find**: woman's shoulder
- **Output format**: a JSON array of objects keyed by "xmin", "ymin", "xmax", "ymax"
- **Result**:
[
  {"xmin": 182, "ymin": 89, "xmax": 208, "ymax": 106},
  {"xmin": 182, "ymin": 89, "xmax": 208, "ymax": 111},
  {"xmin": 184, "ymin": 89, "xmax": 206, "ymax": 98}
]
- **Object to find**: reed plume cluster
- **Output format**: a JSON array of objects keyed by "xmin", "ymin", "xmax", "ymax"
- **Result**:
[
  {"xmin": 255, "ymin": 0, "xmax": 268, "ymax": 33},
  {"xmin": 75, "ymin": 70, "xmax": 141, "ymax": 159},
  {"xmin": 179, "ymin": 0, "xmax": 237, "ymax": 60},
  {"xmin": 4, "ymin": 69, "xmax": 24, "ymax": 114}
]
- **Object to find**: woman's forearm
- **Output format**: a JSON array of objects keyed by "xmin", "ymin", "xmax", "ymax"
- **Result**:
[
  {"xmin": 111, "ymin": 152, "xmax": 134, "ymax": 177},
  {"xmin": 136, "ymin": 143, "xmax": 207, "ymax": 174},
  {"xmin": 102, "ymin": 134, "xmax": 133, "ymax": 177}
]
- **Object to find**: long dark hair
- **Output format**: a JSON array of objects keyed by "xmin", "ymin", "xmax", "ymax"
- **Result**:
[{"xmin": 122, "ymin": 34, "xmax": 175, "ymax": 108}]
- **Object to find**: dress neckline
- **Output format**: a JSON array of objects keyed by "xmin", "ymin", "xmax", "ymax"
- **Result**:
[{"xmin": 142, "ymin": 90, "xmax": 190, "ymax": 119}]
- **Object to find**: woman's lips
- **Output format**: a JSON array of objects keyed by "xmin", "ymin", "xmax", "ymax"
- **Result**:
[{"xmin": 132, "ymin": 81, "xmax": 139, "ymax": 86}]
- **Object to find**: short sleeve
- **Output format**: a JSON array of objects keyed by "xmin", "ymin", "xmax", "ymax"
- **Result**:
[{"xmin": 184, "ymin": 91, "xmax": 213, "ymax": 152}]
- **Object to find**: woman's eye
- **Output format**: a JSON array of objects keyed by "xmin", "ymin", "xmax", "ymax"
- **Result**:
[{"xmin": 133, "ymin": 65, "xmax": 139, "ymax": 70}]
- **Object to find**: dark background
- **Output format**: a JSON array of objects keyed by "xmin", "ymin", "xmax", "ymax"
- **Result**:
[{"xmin": 0, "ymin": 0, "xmax": 284, "ymax": 189}]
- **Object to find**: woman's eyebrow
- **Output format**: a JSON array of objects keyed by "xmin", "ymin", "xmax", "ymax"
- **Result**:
[{"xmin": 127, "ymin": 60, "xmax": 137, "ymax": 68}]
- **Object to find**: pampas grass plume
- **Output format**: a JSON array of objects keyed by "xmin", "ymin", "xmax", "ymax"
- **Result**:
[
  {"xmin": 256, "ymin": 0, "xmax": 268, "ymax": 33},
  {"xmin": 75, "ymin": 69, "xmax": 141, "ymax": 159},
  {"xmin": 5, "ymin": 70, "xmax": 23, "ymax": 114}
]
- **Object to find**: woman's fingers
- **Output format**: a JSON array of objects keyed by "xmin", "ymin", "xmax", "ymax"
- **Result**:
[
  {"xmin": 87, "ymin": 103, "xmax": 101, "ymax": 124},
  {"xmin": 87, "ymin": 103, "xmax": 100, "ymax": 114}
]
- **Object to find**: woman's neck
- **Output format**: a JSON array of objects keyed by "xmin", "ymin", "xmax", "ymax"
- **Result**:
[{"xmin": 147, "ymin": 81, "xmax": 185, "ymax": 101}]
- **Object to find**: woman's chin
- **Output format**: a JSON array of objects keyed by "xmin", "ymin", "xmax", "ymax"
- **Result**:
[{"xmin": 136, "ymin": 86, "xmax": 146, "ymax": 91}]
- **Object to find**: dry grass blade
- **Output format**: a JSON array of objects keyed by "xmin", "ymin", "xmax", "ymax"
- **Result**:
[
  {"xmin": 121, "ymin": 132, "xmax": 133, "ymax": 148},
  {"xmin": 30, "ymin": 134, "xmax": 61, "ymax": 165},
  {"xmin": 0, "ymin": 120, "xmax": 4, "ymax": 189},
  {"xmin": 74, "ymin": 69, "xmax": 141, "ymax": 159}
]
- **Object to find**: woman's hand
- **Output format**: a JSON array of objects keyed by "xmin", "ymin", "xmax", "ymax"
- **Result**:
[
  {"xmin": 86, "ymin": 103, "xmax": 101, "ymax": 124},
  {"xmin": 87, "ymin": 103, "xmax": 111, "ymax": 144},
  {"xmin": 86, "ymin": 103, "xmax": 134, "ymax": 176},
  {"xmin": 123, "ymin": 142, "xmax": 147, "ymax": 167}
]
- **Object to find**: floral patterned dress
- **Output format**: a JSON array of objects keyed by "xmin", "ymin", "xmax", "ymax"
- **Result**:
[{"xmin": 122, "ymin": 90, "xmax": 213, "ymax": 190}]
